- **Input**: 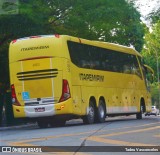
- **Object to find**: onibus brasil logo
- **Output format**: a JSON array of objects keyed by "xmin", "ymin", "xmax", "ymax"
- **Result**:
[{"xmin": 0, "ymin": 0, "xmax": 19, "ymax": 15}]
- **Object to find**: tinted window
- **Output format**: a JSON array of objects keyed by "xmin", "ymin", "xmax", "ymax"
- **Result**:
[{"xmin": 67, "ymin": 41, "xmax": 142, "ymax": 78}]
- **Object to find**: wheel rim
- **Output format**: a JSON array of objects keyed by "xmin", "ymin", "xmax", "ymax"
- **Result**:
[
  {"xmin": 99, "ymin": 104, "xmax": 104, "ymax": 118},
  {"xmin": 141, "ymin": 105, "xmax": 143, "ymax": 113},
  {"xmin": 89, "ymin": 106, "xmax": 94, "ymax": 120}
]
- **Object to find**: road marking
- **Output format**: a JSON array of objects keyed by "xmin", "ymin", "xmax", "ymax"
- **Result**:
[
  {"xmin": 98, "ymin": 126, "xmax": 160, "ymax": 137},
  {"xmin": 86, "ymin": 126, "xmax": 160, "ymax": 146},
  {"xmin": 87, "ymin": 136, "xmax": 156, "ymax": 146},
  {"xmin": 5, "ymin": 121, "xmax": 160, "ymax": 145},
  {"xmin": 4, "ymin": 121, "xmax": 160, "ymax": 152},
  {"xmin": 154, "ymin": 134, "xmax": 160, "ymax": 138},
  {"xmin": 7, "ymin": 130, "xmax": 96, "ymax": 146},
  {"xmin": 8, "ymin": 141, "xmax": 36, "ymax": 146}
]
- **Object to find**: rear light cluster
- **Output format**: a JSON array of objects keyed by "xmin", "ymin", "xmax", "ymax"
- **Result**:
[
  {"xmin": 59, "ymin": 80, "xmax": 71, "ymax": 102},
  {"xmin": 11, "ymin": 84, "xmax": 20, "ymax": 106},
  {"xmin": 12, "ymin": 40, "xmax": 17, "ymax": 44}
]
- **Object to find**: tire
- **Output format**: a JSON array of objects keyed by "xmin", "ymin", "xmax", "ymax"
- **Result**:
[
  {"xmin": 96, "ymin": 100, "xmax": 106, "ymax": 123},
  {"xmin": 136, "ymin": 104, "xmax": 143, "ymax": 119},
  {"xmin": 83, "ymin": 100, "xmax": 95, "ymax": 124},
  {"xmin": 37, "ymin": 120, "xmax": 48, "ymax": 128}
]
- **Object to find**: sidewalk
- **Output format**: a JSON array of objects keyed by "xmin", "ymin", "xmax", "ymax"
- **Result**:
[{"xmin": 0, "ymin": 123, "xmax": 37, "ymax": 131}]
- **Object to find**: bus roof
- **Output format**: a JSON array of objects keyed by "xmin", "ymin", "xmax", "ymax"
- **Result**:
[
  {"xmin": 10, "ymin": 34, "xmax": 142, "ymax": 57},
  {"xmin": 64, "ymin": 35, "xmax": 142, "ymax": 57}
]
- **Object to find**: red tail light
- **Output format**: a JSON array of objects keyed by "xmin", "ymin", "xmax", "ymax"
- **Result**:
[
  {"xmin": 55, "ymin": 34, "xmax": 60, "ymax": 38},
  {"xmin": 12, "ymin": 40, "xmax": 17, "ymax": 44},
  {"xmin": 59, "ymin": 80, "xmax": 71, "ymax": 102},
  {"xmin": 11, "ymin": 84, "xmax": 20, "ymax": 106}
]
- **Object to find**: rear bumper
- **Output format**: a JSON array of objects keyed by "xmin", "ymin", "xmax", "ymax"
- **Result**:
[{"xmin": 12, "ymin": 98, "xmax": 73, "ymax": 118}]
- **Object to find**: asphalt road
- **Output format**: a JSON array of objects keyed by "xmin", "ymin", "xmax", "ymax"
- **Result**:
[{"xmin": 0, "ymin": 115, "xmax": 160, "ymax": 155}]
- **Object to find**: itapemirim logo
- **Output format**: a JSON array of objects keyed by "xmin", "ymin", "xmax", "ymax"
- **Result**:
[{"xmin": 0, "ymin": 0, "xmax": 19, "ymax": 15}]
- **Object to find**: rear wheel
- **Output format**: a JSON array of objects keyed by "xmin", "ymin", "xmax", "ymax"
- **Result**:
[
  {"xmin": 83, "ymin": 100, "xmax": 95, "ymax": 124},
  {"xmin": 136, "ymin": 104, "xmax": 143, "ymax": 119},
  {"xmin": 96, "ymin": 100, "xmax": 106, "ymax": 123}
]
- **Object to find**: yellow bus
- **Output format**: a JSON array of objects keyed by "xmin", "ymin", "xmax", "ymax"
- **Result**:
[{"xmin": 9, "ymin": 35, "xmax": 153, "ymax": 128}]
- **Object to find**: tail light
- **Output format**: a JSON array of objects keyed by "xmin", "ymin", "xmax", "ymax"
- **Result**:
[
  {"xmin": 55, "ymin": 34, "xmax": 60, "ymax": 38},
  {"xmin": 59, "ymin": 80, "xmax": 71, "ymax": 102},
  {"xmin": 12, "ymin": 40, "xmax": 17, "ymax": 44},
  {"xmin": 11, "ymin": 84, "xmax": 20, "ymax": 106}
]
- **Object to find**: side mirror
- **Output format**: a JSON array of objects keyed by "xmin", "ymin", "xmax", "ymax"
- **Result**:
[{"xmin": 144, "ymin": 65, "xmax": 154, "ymax": 83}]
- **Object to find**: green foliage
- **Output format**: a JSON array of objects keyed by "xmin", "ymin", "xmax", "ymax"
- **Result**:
[
  {"xmin": 148, "ymin": 2, "xmax": 160, "ymax": 24},
  {"xmin": 0, "ymin": 14, "xmax": 47, "ymax": 84},
  {"xmin": 50, "ymin": 0, "xmax": 144, "ymax": 51},
  {"xmin": 150, "ymin": 83, "xmax": 160, "ymax": 108},
  {"xmin": 141, "ymin": 21, "xmax": 160, "ymax": 81},
  {"xmin": 142, "ymin": 21, "xmax": 160, "ymax": 106},
  {"xmin": 0, "ymin": 0, "xmax": 145, "ymax": 86}
]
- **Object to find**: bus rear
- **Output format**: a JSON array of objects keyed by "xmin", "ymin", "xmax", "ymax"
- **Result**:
[{"xmin": 9, "ymin": 35, "xmax": 72, "ymax": 126}]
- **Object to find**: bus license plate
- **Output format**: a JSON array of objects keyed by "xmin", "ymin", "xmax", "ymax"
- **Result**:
[{"xmin": 35, "ymin": 107, "xmax": 45, "ymax": 112}]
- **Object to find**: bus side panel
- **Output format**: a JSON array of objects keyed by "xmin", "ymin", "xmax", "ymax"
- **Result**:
[
  {"xmin": 121, "ymin": 74, "xmax": 137, "ymax": 113},
  {"xmin": 72, "ymin": 86, "xmax": 82, "ymax": 115}
]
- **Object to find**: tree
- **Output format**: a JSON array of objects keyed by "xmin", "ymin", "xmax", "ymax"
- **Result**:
[
  {"xmin": 142, "ymin": 21, "xmax": 160, "ymax": 79},
  {"xmin": 129, "ymin": 0, "xmax": 160, "ymax": 24},
  {"xmin": 0, "ymin": 14, "xmax": 46, "ymax": 84},
  {"xmin": 0, "ymin": 0, "xmax": 145, "ymax": 85},
  {"xmin": 141, "ymin": 21, "xmax": 160, "ymax": 106},
  {"xmin": 151, "ymin": 83, "xmax": 160, "ymax": 108},
  {"xmin": 0, "ymin": 0, "xmax": 52, "ymax": 84},
  {"xmin": 147, "ymin": 0, "xmax": 160, "ymax": 24},
  {"xmin": 50, "ymin": 0, "xmax": 144, "ymax": 51}
]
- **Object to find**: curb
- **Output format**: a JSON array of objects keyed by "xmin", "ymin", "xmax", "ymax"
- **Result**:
[{"xmin": 0, "ymin": 123, "xmax": 37, "ymax": 131}]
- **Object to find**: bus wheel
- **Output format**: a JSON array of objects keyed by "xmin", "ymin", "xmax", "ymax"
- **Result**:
[
  {"xmin": 97, "ymin": 100, "xmax": 106, "ymax": 123},
  {"xmin": 83, "ymin": 100, "xmax": 95, "ymax": 124},
  {"xmin": 136, "ymin": 104, "xmax": 143, "ymax": 119},
  {"xmin": 37, "ymin": 120, "xmax": 48, "ymax": 128}
]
